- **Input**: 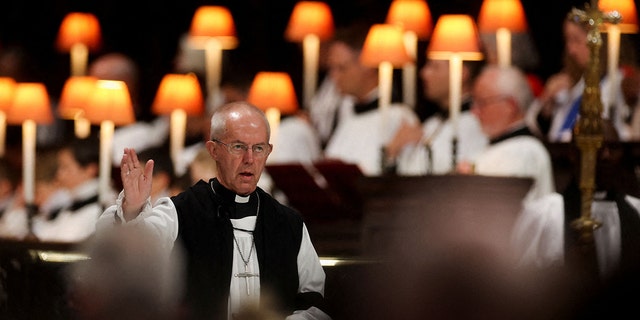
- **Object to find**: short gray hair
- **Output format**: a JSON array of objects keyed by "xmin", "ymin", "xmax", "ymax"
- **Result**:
[{"xmin": 209, "ymin": 101, "xmax": 271, "ymax": 141}]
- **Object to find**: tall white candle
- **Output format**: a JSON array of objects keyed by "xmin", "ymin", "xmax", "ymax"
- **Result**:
[
  {"xmin": 379, "ymin": 61, "xmax": 393, "ymax": 134},
  {"xmin": 170, "ymin": 109, "xmax": 187, "ymax": 175},
  {"xmin": 205, "ymin": 38, "xmax": 222, "ymax": 111},
  {"xmin": 265, "ymin": 107, "xmax": 281, "ymax": 156},
  {"xmin": 99, "ymin": 120, "xmax": 114, "ymax": 205},
  {"xmin": 0, "ymin": 111, "xmax": 5, "ymax": 157},
  {"xmin": 22, "ymin": 120, "xmax": 36, "ymax": 204},
  {"xmin": 449, "ymin": 54, "xmax": 463, "ymax": 135},
  {"xmin": 496, "ymin": 28, "xmax": 511, "ymax": 68},
  {"xmin": 303, "ymin": 34, "xmax": 320, "ymax": 109},
  {"xmin": 74, "ymin": 114, "xmax": 91, "ymax": 138},
  {"xmin": 606, "ymin": 24, "xmax": 621, "ymax": 119},
  {"xmin": 70, "ymin": 43, "xmax": 89, "ymax": 76},
  {"xmin": 402, "ymin": 31, "xmax": 418, "ymax": 108}
]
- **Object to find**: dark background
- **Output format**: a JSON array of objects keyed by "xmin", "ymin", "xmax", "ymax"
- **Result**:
[{"xmin": 0, "ymin": 0, "xmax": 638, "ymax": 119}]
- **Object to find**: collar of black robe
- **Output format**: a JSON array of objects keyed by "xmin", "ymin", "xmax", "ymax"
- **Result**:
[
  {"xmin": 48, "ymin": 194, "xmax": 99, "ymax": 221},
  {"xmin": 353, "ymin": 97, "xmax": 379, "ymax": 114},
  {"xmin": 489, "ymin": 123, "xmax": 533, "ymax": 145},
  {"xmin": 210, "ymin": 178, "xmax": 259, "ymax": 220}
]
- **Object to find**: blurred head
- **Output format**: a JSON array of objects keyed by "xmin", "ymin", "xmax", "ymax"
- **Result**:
[
  {"xmin": 89, "ymin": 53, "xmax": 140, "ymax": 114},
  {"xmin": 56, "ymin": 137, "xmax": 100, "ymax": 191},
  {"xmin": 205, "ymin": 102, "xmax": 272, "ymax": 196},
  {"xmin": 69, "ymin": 227, "xmax": 184, "ymax": 320},
  {"xmin": 563, "ymin": 17, "xmax": 590, "ymax": 69},
  {"xmin": 326, "ymin": 24, "xmax": 378, "ymax": 100},
  {"xmin": 189, "ymin": 146, "xmax": 218, "ymax": 184},
  {"xmin": 471, "ymin": 66, "xmax": 533, "ymax": 139},
  {"xmin": 420, "ymin": 59, "xmax": 485, "ymax": 110}
]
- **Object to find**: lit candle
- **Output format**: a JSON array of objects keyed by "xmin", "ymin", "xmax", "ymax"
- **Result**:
[
  {"xmin": 170, "ymin": 109, "xmax": 187, "ymax": 174},
  {"xmin": 402, "ymin": 31, "xmax": 418, "ymax": 107},
  {"xmin": 70, "ymin": 43, "xmax": 89, "ymax": 76},
  {"xmin": 606, "ymin": 24, "xmax": 621, "ymax": 119},
  {"xmin": 74, "ymin": 113, "xmax": 91, "ymax": 138},
  {"xmin": 205, "ymin": 38, "xmax": 222, "ymax": 109},
  {"xmin": 22, "ymin": 119, "xmax": 36, "ymax": 204},
  {"xmin": 265, "ymin": 107, "xmax": 281, "ymax": 149},
  {"xmin": 99, "ymin": 120, "xmax": 114, "ymax": 205},
  {"xmin": 496, "ymin": 28, "xmax": 511, "ymax": 68},
  {"xmin": 449, "ymin": 54, "xmax": 463, "ymax": 135},
  {"xmin": 0, "ymin": 111, "xmax": 5, "ymax": 157},
  {"xmin": 302, "ymin": 34, "xmax": 320, "ymax": 109},
  {"xmin": 379, "ymin": 61, "xmax": 393, "ymax": 135}
]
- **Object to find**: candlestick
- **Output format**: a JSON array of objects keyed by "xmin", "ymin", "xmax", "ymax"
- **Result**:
[
  {"xmin": 265, "ymin": 108, "xmax": 281, "ymax": 148},
  {"xmin": 379, "ymin": 61, "xmax": 393, "ymax": 131},
  {"xmin": 70, "ymin": 43, "xmax": 89, "ymax": 76},
  {"xmin": 170, "ymin": 109, "xmax": 187, "ymax": 174},
  {"xmin": 303, "ymin": 34, "xmax": 320, "ymax": 109},
  {"xmin": 22, "ymin": 120, "xmax": 36, "ymax": 204},
  {"xmin": 496, "ymin": 28, "xmax": 511, "ymax": 68},
  {"xmin": 99, "ymin": 120, "xmax": 114, "ymax": 205},
  {"xmin": 449, "ymin": 54, "xmax": 462, "ymax": 168},
  {"xmin": 0, "ymin": 112, "xmax": 5, "ymax": 157},
  {"xmin": 205, "ymin": 38, "xmax": 222, "ymax": 110},
  {"xmin": 74, "ymin": 114, "xmax": 91, "ymax": 138},
  {"xmin": 402, "ymin": 31, "xmax": 418, "ymax": 107},
  {"xmin": 605, "ymin": 24, "xmax": 621, "ymax": 119}
]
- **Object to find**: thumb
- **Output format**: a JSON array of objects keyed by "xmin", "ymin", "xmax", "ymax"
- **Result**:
[{"xmin": 144, "ymin": 159, "xmax": 155, "ymax": 177}]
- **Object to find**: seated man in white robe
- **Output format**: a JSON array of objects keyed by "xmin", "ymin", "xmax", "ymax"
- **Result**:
[
  {"xmin": 459, "ymin": 65, "xmax": 554, "ymax": 202},
  {"xmin": 321, "ymin": 23, "xmax": 418, "ymax": 176}
]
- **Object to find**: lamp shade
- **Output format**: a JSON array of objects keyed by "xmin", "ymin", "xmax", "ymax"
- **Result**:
[
  {"xmin": 599, "ymin": 0, "xmax": 639, "ymax": 33},
  {"xmin": 56, "ymin": 12, "xmax": 102, "ymax": 52},
  {"xmin": 478, "ymin": 0, "xmax": 528, "ymax": 33},
  {"xmin": 385, "ymin": 0, "xmax": 433, "ymax": 39},
  {"xmin": 152, "ymin": 73, "xmax": 204, "ymax": 116},
  {"xmin": 0, "ymin": 77, "xmax": 16, "ymax": 112},
  {"xmin": 6, "ymin": 83, "xmax": 53, "ymax": 124},
  {"xmin": 285, "ymin": 1, "xmax": 335, "ymax": 41},
  {"xmin": 360, "ymin": 24, "xmax": 413, "ymax": 67},
  {"xmin": 189, "ymin": 6, "xmax": 238, "ymax": 49},
  {"xmin": 427, "ymin": 15, "xmax": 484, "ymax": 61},
  {"xmin": 84, "ymin": 80, "xmax": 135, "ymax": 125},
  {"xmin": 247, "ymin": 72, "xmax": 299, "ymax": 115},
  {"xmin": 58, "ymin": 76, "xmax": 98, "ymax": 119}
]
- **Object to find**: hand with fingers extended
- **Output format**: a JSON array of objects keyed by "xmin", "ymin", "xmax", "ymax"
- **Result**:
[{"xmin": 120, "ymin": 148, "xmax": 155, "ymax": 221}]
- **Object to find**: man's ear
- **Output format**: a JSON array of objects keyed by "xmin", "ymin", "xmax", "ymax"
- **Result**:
[{"xmin": 205, "ymin": 140, "xmax": 217, "ymax": 160}]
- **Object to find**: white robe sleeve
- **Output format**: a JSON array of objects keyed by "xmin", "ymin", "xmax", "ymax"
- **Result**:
[
  {"xmin": 286, "ymin": 224, "xmax": 331, "ymax": 320},
  {"xmin": 511, "ymin": 192, "xmax": 565, "ymax": 268},
  {"xmin": 97, "ymin": 191, "xmax": 179, "ymax": 253}
]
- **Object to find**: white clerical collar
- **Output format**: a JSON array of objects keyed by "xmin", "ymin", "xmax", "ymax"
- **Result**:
[{"xmin": 235, "ymin": 194, "xmax": 250, "ymax": 203}]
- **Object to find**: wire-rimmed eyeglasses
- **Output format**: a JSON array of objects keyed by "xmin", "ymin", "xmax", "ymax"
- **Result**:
[{"xmin": 212, "ymin": 138, "xmax": 271, "ymax": 157}]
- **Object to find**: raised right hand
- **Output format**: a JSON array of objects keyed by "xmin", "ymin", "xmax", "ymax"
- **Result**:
[{"xmin": 120, "ymin": 148, "xmax": 154, "ymax": 221}]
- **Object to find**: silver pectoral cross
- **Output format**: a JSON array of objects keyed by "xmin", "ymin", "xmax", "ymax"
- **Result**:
[{"xmin": 235, "ymin": 264, "xmax": 259, "ymax": 295}]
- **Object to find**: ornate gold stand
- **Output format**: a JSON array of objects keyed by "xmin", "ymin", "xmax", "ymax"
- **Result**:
[{"xmin": 569, "ymin": 1, "xmax": 620, "ymax": 258}]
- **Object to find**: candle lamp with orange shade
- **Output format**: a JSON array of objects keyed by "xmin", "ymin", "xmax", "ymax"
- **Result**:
[
  {"xmin": 478, "ymin": 0, "xmax": 528, "ymax": 68},
  {"xmin": 6, "ymin": 83, "xmax": 53, "ymax": 227},
  {"xmin": 0, "ymin": 77, "xmax": 16, "ymax": 158},
  {"xmin": 58, "ymin": 76, "xmax": 98, "ymax": 138},
  {"xmin": 84, "ymin": 80, "xmax": 135, "ymax": 205},
  {"xmin": 152, "ymin": 73, "xmax": 204, "ymax": 174},
  {"xmin": 56, "ymin": 12, "xmax": 102, "ymax": 77},
  {"xmin": 188, "ymin": 6, "xmax": 238, "ymax": 110},
  {"xmin": 285, "ymin": 1, "xmax": 334, "ymax": 109},
  {"xmin": 385, "ymin": 0, "xmax": 433, "ymax": 107},
  {"xmin": 246, "ymin": 72, "xmax": 298, "ymax": 151},
  {"xmin": 427, "ymin": 14, "xmax": 483, "ymax": 169},
  {"xmin": 598, "ymin": 0, "xmax": 638, "ymax": 118}
]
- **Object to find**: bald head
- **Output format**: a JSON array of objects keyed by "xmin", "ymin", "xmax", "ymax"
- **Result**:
[{"xmin": 209, "ymin": 101, "xmax": 271, "ymax": 142}]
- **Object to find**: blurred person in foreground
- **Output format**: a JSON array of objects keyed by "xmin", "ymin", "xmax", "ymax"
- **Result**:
[
  {"xmin": 68, "ymin": 226, "xmax": 185, "ymax": 320},
  {"xmin": 97, "ymin": 101, "xmax": 329, "ymax": 320}
]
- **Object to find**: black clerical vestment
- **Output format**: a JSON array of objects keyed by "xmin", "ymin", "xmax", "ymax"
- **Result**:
[{"xmin": 170, "ymin": 179, "xmax": 324, "ymax": 319}]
